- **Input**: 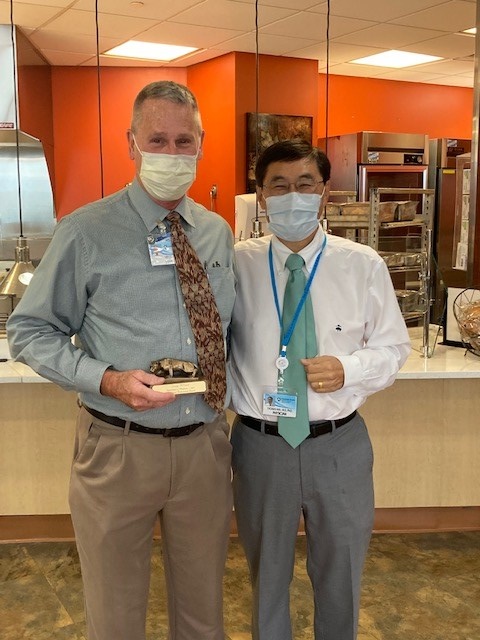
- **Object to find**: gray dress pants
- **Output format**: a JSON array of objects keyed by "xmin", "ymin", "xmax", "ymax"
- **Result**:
[
  {"xmin": 70, "ymin": 407, "xmax": 233, "ymax": 640},
  {"xmin": 231, "ymin": 412, "xmax": 374, "ymax": 640}
]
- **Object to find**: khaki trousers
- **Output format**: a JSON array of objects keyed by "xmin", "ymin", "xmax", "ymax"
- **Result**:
[{"xmin": 69, "ymin": 407, "xmax": 233, "ymax": 640}]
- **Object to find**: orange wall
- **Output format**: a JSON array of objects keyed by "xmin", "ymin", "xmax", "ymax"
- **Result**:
[
  {"xmin": 317, "ymin": 74, "xmax": 473, "ymax": 140},
  {"xmin": 187, "ymin": 54, "xmax": 237, "ymax": 229},
  {"xmin": 50, "ymin": 53, "xmax": 319, "ymax": 228},
  {"xmin": 17, "ymin": 64, "xmax": 55, "ymax": 192},
  {"xmin": 235, "ymin": 53, "xmax": 319, "ymax": 197},
  {"xmin": 49, "ymin": 61, "xmax": 475, "ymax": 224},
  {"xmin": 51, "ymin": 66, "xmax": 186, "ymax": 219},
  {"xmin": 187, "ymin": 52, "xmax": 319, "ymax": 228}
]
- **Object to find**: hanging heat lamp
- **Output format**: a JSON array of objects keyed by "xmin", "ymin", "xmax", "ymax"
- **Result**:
[{"xmin": 0, "ymin": 0, "xmax": 35, "ymax": 300}]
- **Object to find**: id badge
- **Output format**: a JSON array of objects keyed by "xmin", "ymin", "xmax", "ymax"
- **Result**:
[
  {"xmin": 147, "ymin": 232, "xmax": 175, "ymax": 266},
  {"xmin": 262, "ymin": 387, "xmax": 297, "ymax": 418}
]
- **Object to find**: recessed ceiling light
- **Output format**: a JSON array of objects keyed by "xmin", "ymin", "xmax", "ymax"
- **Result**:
[
  {"xmin": 350, "ymin": 50, "xmax": 443, "ymax": 69},
  {"xmin": 104, "ymin": 41, "xmax": 198, "ymax": 62}
]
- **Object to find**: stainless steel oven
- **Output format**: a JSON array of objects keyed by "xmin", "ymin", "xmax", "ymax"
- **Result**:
[{"xmin": 321, "ymin": 131, "xmax": 429, "ymax": 200}]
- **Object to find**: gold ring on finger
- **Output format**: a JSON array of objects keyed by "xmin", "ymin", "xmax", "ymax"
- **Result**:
[{"xmin": 317, "ymin": 381, "xmax": 323, "ymax": 390}]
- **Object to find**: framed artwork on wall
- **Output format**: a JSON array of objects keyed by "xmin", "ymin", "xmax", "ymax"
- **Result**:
[{"xmin": 246, "ymin": 113, "xmax": 313, "ymax": 193}]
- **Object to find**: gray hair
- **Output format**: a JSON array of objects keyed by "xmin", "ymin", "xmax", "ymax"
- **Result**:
[{"xmin": 131, "ymin": 81, "xmax": 202, "ymax": 133}]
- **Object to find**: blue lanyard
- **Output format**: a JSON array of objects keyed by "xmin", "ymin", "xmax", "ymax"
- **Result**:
[{"xmin": 269, "ymin": 234, "xmax": 327, "ymax": 357}]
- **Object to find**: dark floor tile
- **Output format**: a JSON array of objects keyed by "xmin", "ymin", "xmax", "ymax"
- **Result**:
[
  {"xmin": 27, "ymin": 626, "xmax": 87, "ymax": 640},
  {"xmin": 25, "ymin": 542, "xmax": 85, "ymax": 624},
  {"xmin": 223, "ymin": 539, "xmax": 254, "ymax": 635},
  {"xmin": 1, "ymin": 531, "xmax": 479, "ymax": 640},
  {"xmin": 0, "ymin": 572, "xmax": 75, "ymax": 639},
  {"xmin": 0, "ymin": 543, "xmax": 38, "ymax": 581},
  {"xmin": 367, "ymin": 532, "xmax": 480, "ymax": 579},
  {"xmin": 360, "ymin": 532, "xmax": 480, "ymax": 640}
]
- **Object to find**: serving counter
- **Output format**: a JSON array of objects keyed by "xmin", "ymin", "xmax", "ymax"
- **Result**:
[
  {"xmin": 361, "ymin": 332, "xmax": 480, "ymax": 523},
  {"xmin": 0, "ymin": 359, "xmax": 78, "ymax": 521},
  {"xmin": 1, "ymin": 328, "xmax": 479, "ymax": 538}
]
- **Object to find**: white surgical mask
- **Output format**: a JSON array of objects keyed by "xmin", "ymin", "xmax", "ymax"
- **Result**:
[
  {"xmin": 266, "ymin": 191, "xmax": 322, "ymax": 241},
  {"xmin": 134, "ymin": 137, "xmax": 198, "ymax": 201}
]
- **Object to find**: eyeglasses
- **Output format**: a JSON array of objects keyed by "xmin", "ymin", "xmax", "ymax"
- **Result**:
[{"xmin": 263, "ymin": 179, "xmax": 324, "ymax": 195}]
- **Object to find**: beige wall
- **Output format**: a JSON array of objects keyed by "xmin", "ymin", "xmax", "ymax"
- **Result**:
[
  {"xmin": 362, "ymin": 378, "xmax": 480, "ymax": 508},
  {"xmin": 0, "ymin": 384, "xmax": 77, "ymax": 515},
  {"xmin": 1, "ymin": 378, "xmax": 479, "ymax": 516}
]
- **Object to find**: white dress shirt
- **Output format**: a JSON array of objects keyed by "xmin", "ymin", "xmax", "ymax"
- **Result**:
[{"xmin": 229, "ymin": 225, "xmax": 411, "ymax": 421}]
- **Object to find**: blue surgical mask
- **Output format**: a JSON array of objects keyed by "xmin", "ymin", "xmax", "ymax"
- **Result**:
[{"xmin": 266, "ymin": 192, "xmax": 322, "ymax": 241}]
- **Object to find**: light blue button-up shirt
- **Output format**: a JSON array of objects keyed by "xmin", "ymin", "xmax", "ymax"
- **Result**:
[{"xmin": 7, "ymin": 180, "xmax": 235, "ymax": 428}]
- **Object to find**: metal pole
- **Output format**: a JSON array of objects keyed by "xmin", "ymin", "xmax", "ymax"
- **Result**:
[
  {"xmin": 422, "ymin": 228, "xmax": 433, "ymax": 358},
  {"xmin": 468, "ymin": 0, "xmax": 480, "ymax": 284}
]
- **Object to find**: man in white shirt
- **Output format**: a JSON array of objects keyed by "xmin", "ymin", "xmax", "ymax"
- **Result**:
[{"xmin": 229, "ymin": 139, "xmax": 411, "ymax": 640}]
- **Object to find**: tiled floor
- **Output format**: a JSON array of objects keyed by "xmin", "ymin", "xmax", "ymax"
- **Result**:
[{"xmin": 0, "ymin": 532, "xmax": 479, "ymax": 639}]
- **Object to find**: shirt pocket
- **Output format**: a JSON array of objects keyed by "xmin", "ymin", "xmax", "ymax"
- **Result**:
[{"xmin": 206, "ymin": 266, "xmax": 235, "ymax": 325}]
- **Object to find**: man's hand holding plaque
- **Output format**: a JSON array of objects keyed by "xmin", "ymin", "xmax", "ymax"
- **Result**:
[{"xmin": 150, "ymin": 358, "xmax": 207, "ymax": 396}]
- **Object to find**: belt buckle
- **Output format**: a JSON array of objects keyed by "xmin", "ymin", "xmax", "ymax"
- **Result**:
[{"xmin": 162, "ymin": 424, "xmax": 193, "ymax": 438}]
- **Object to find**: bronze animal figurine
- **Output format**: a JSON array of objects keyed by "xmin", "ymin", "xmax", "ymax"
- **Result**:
[{"xmin": 150, "ymin": 358, "xmax": 200, "ymax": 379}]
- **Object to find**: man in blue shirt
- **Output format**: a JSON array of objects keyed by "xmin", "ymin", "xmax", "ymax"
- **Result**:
[{"xmin": 7, "ymin": 81, "xmax": 235, "ymax": 640}]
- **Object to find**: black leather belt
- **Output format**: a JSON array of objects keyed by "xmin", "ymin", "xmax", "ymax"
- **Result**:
[
  {"xmin": 238, "ymin": 411, "xmax": 357, "ymax": 438},
  {"xmin": 84, "ymin": 406, "xmax": 204, "ymax": 437}
]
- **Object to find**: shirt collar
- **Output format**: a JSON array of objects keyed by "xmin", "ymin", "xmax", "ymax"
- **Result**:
[
  {"xmin": 271, "ymin": 224, "xmax": 326, "ymax": 275},
  {"xmin": 127, "ymin": 179, "xmax": 196, "ymax": 233}
]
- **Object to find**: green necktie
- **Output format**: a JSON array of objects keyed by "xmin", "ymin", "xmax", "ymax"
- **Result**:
[{"xmin": 277, "ymin": 253, "xmax": 317, "ymax": 448}]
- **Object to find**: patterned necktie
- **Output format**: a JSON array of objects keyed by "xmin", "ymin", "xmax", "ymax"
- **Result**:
[
  {"xmin": 277, "ymin": 253, "xmax": 317, "ymax": 448},
  {"xmin": 166, "ymin": 212, "xmax": 226, "ymax": 412}
]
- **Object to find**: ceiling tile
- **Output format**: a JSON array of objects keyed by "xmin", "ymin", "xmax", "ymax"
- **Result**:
[
  {"xmin": 400, "ymin": 33, "xmax": 475, "ymax": 58},
  {"xmin": 230, "ymin": 0, "xmax": 323, "ymax": 9},
  {"xmin": 168, "ymin": 48, "xmax": 227, "ymax": 67},
  {"xmin": 424, "ymin": 75, "xmax": 473, "ymax": 86},
  {"xmin": 333, "ymin": 23, "xmax": 446, "ymax": 49},
  {"xmin": 308, "ymin": 0, "xmax": 443, "ymax": 22},
  {"xmin": 416, "ymin": 58, "xmax": 474, "ymax": 75},
  {"xmin": 327, "ymin": 42, "xmax": 389, "ymax": 64},
  {"xmin": 258, "ymin": 12, "xmax": 322, "ymax": 39},
  {"xmin": 288, "ymin": 41, "xmax": 385, "ymax": 64},
  {"xmin": 261, "ymin": 13, "xmax": 376, "ymax": 41},
  {"xmin": 216, "ymin": 31, "xmax": 317, "ymax": 55},
  {"xmin": 38, "ymin": 8, "xmax": 158, "ymax": 39},
  {"xmin": 391, "ymin": 1, "xmax": 476, "ymax": 33},
  {"xmin": 170, "ymin": 0, "xmax": 296, "ymax": 31},
  {"xmin": 0, "ymin": 2, "xmax": 64, "ymax": 29},
  {"xmin": 0, "ymin": 0, "xmax": 476, "ymax": 85},
  {"xmin": 88, "ymin": 56, "xmax": 167, "ymax": 67},
  {"xmin": 373, "ymin": 68, "xmax": 451, "ymax": 83},
  {"xmin": 30, "ymin": 30, "xmax": 122, "ymax": 55},
  {"xmin": 141, "ymin": 22, "xmax": 242, "ymax": 49},
  {"xmin": 326, "ymin": 62, "xmax": 386, "ymax": 78},
  {"xmin": 42, "ymin": 49, "xmax": 94, "ymax": 65},
  {"xmin": 11, "ymin": 0, "xmax": 72, "ymax": 6},
  {"xmin": 73, "ymin": 0, "xmax": 204, "ymax": 20}
]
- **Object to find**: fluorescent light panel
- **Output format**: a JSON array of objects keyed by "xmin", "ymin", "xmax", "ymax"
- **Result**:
[
  {"xmin": 104, "ymin": 41, "xmax": 198, "ymax": 62},
  {"xmin": 351, "ymin": 50, "xmax": 443, "ymax": 69}
]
